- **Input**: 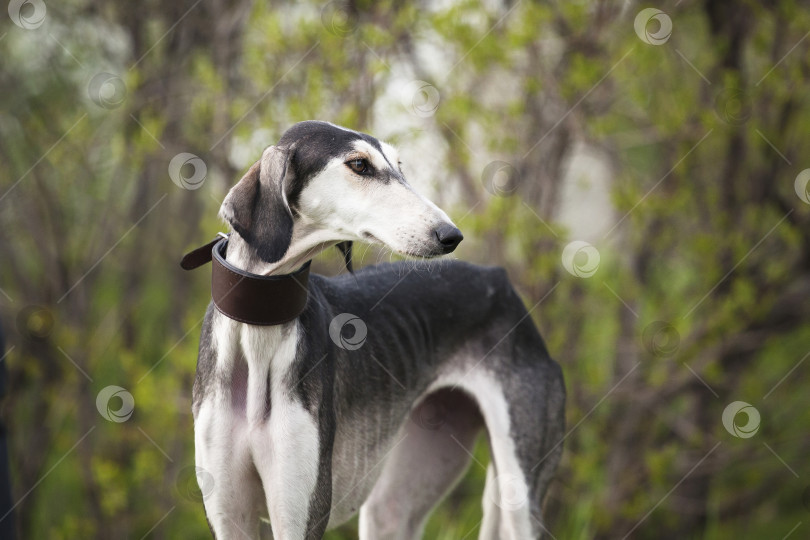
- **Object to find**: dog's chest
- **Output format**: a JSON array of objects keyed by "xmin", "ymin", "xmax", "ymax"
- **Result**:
[
  {"xmin": 202, "ymin": 317, "xmax": 306, "ymax": 434},
  {"xmin": 231, "ymin": 321, "xmax": 300, "ymax": 420}
]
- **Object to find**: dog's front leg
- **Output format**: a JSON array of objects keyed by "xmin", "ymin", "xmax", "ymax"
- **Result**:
[
  {"xmin": 253, "ymin": 394, "xmax": 332, "ymax": 539},
  {"xmin": 195, "ymin": 400, "xmax": 264, "ymax": 539}
]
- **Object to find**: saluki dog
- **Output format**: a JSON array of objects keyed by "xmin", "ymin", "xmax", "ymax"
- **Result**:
[{"xmin": 190, "ymin": 121, "xmax": 565, "ymax": 539}]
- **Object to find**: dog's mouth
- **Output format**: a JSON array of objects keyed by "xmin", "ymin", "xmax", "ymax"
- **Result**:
[
  {"xmin": 360, "ymin": 230, "xmax": 382, "ymax": 244},
  {"xmin": 359, "ymin": 227, "xmax": 463, "ymax": 259}
]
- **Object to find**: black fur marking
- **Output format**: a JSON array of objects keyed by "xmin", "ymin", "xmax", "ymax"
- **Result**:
[
  {"xmin": 263, "ymin": 367, "xmax": 272, "ymax": 421},
  {"xmin": 192, "ymin": 303, "xmax": 217, "ymax": 415},
  {"xmin": 278, "ymin": 121, "xmax": 394, "ymax": 207}
]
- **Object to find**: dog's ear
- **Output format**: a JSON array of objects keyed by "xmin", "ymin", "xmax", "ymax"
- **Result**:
[{"xmin": 220, "ymin": 145, "xmax": 294, "ymax": 263}]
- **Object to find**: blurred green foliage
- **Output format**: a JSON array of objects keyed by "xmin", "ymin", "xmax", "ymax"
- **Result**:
[{"xmin": 1, "ymin": 0, "xmax": 810, "ymax": 539}]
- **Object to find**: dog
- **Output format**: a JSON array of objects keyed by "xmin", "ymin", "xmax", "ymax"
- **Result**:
[{"xmin": 190, "ymin": 121, "xmax": 565, "ymax": 539}]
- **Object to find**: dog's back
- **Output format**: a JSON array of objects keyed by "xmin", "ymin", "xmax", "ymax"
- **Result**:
[
  {"xmin": 316, "ymin": 260, "xmax": 542, "ymax": 353},
  {"xmin": 309, "ymin": 259, "xmax": 556, "ymax": 414}
]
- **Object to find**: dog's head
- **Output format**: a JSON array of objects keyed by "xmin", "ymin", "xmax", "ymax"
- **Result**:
[{"xmin": 220, "ymin": 121, "xmax": 462, "ymax": 265}]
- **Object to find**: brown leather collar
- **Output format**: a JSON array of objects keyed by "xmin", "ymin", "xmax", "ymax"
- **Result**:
[{"xmin": 180, "ymin": 234, "xmax": 310, "ymax": 325}]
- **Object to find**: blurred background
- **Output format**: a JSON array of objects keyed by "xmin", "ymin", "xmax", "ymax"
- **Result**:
[{"xmin": 1, "ymin": 0, "xmax": 810, "ymax": 538}]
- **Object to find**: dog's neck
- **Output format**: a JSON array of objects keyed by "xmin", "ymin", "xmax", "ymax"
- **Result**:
[{"xmin": 225, "ymin": 218, "xmax": 341, "ymax": 276}]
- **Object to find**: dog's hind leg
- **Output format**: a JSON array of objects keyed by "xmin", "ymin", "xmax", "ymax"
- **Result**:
[
  {"xmin": 457, "ymin": 370, "xmax": 535, "ymax": 540},
  {"xmin": 358, "ymin": 388, "xmax": 483, "ymax": 540},
  {"xmin": 481, "ymin": 358, "xmax": 565, "ymax": 540}
]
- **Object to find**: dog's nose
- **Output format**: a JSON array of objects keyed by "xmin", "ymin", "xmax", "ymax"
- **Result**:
[{"xmin": 435, "ymin": 224, "xmax": 463, "ymax": 253}]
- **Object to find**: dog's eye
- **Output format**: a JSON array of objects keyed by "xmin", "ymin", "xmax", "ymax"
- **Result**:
[{"xmin": 346, "ymin": 158, "xmax": 370, "ymax": 175}]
